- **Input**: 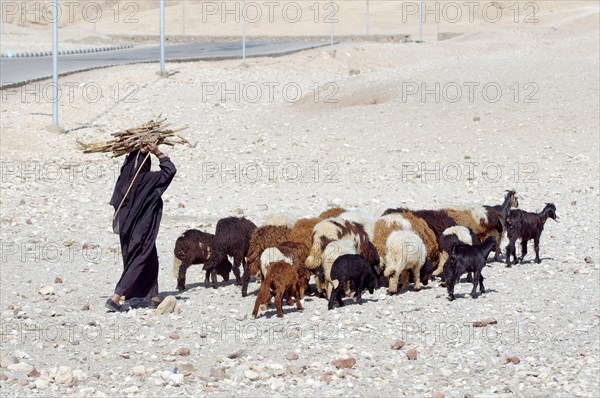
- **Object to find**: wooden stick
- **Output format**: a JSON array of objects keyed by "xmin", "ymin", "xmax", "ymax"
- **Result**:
[{"xmin": 112, "ymin": 151, "xmax": 152, "ymax": 222}]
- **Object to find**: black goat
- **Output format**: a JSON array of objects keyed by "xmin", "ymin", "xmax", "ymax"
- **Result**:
[
  {"xmin": 203, "ymin": 217, "xmax": 257, "ymax": 291},
  {"xmin": 321, "ymin": 254, "xmax": 378, "ymax": 310},
  {"xmin": 505, "ymin": 203, "xmax": 558, "ymax": 266},
  {"xmin": 443, "ymin": 236, "xmax": 497, "ymax": 301}
]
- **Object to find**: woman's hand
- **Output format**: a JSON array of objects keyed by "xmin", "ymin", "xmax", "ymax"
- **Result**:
[{"xmin": 145, "ymin": 143, "xmax": 165, "ymax": 159}]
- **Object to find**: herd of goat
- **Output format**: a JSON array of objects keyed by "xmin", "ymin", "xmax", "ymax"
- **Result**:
[{"xmin": 172, "ymin": 190, "xmax": 559, "ymax": 317}]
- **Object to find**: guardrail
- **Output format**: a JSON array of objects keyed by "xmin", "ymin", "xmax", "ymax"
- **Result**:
[{"xmin": 1, "ymin": 44, "xmax": 134, "ymax": 58}]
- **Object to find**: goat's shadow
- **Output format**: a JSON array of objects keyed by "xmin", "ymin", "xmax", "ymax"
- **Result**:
[
  {"xmin": 329, "ymin": 297, "xmax": 379, "ymax": 308},
  {"xmin": 487, "ymin": 254, "xmax": 556, "ymax": 265},
  {"xmin": 257, "ymin": 305, "xmax": 306, "ymax": 319},
  {"xmin": 515, "ymin": 257, "xmax": 555, "ymax": 265},
  {"xmin": 386, "ymin": 285, "xmax": 435, "ymax": 296},
  {"xmin": 450, "ymin": 289, "xmax": 499, "ymax": 300},
  {"xmin": 162, "ymin": 279, "xmax": 240, "ymax": 297}
]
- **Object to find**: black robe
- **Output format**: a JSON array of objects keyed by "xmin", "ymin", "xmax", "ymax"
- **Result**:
[{"xmin": 109, "ymin": 150, "xmax": 176, "ymax": 299}]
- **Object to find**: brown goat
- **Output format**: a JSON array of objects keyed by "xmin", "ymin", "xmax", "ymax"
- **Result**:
[
  {"xmin": 318, "ymin": 207, "xmax": 346, "ymax": 219},
  {"xmin": 252, "ymin": 261, "xmax": 310, "ymax": 318},
  {"xmin": 288, "ymin": 217, "xmax": 322, "ymax": 254},
  {"xmin": 283, "ymin": 208, "xmax": 345, "ymax": 256},
  {"xmin": 246, "ymin": 225, "xmax": 291, "ymax": 281},
  {"xmin": 277, "ymin": 241, "xmax": 310, "ymax": 268},
  {"xmin": 258, "ymin": 241, "xmax": 310, "ymax": 280}
]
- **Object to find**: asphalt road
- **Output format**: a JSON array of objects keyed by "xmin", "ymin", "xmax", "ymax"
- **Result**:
[{"xmin": 0, "ymin": 41, "xmax": 331, "ymax": 88}]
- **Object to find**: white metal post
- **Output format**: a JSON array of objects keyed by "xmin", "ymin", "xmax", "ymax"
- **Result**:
[
  {"xmin": 182, "ymin": 0, "xmax": 185, "ymax": 35},
  {"xmin": 1, "ymin": 0, "xmax": 5, "ymax": 35},
  {"xmin": 330, "ymin": 17, "xmax": 334, "ymax": 53},
  {"xmin": 419, "ymin": 0, "xmax": 423, "ymax": 43},
  {"xmin": 242, "ymin": 0, "xmax": 246, "ymax": 63},
  {"xmin": 160, "ymin": 0, "xmax": 165, "ymax": 75},
  {"xmin": 365, "ymin": 0, "xmax": 369, "ymax": 36},
  {"xmin": 52, "ymin": 0, "xmax": 58, "ymax": 128}
]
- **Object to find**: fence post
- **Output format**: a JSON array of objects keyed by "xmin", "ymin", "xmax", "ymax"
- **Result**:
[{"xmin": 160, "ymin": 0, "xmax": 166, "ymax": 76}]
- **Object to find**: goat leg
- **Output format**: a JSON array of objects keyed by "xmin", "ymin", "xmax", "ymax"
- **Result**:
[
  {"xmin": 411, "ymin": 269, "xmax": 421, "ymax": 291},
  {"xmin": 275, "ymin": 290, "xmax": 284, "ymax": 318},
  {"xmin": 344, "ymin": 281, "xmax": 353, "ymax": 298},
  {"xmin": 470, "ymin": 270, "xmax": 480, "ymax": 298},
  {"xmin": 328, "ymin": 287, "xmax": 337, "ymax": 310},
  {"xmin": 520, "ymin": 240, "xmax": 528, "ymax": 264},
  {"xmin": 466, "ymin": 272, "xmax": 473, "ymax": 283},
  {"xmin": 326, "ymin": 282, "xmax": 333, "ymax": 301},
  {"xmin": 479, "ymin": 273, "xmax": 485, "ymax": 294},
  {"xmin": 315, "ymin": 272, "xmax": 326, "ymax": 298},
  {"xmin": 232, "ymin": 256, "xmax": 242, "ymax": 287},
  {"xmin": 505, "ymin": 243, "xmax": 515, "ymax": 267},
  {"xmin": 336, "ymin": 288, "xmax": 345, "ymax": 307},
  {"xmin": 494, "ymin": 233, "xmax": 502, "ymax": 262},
  {"xmin": 534, "ymin": 236, "xmax": 541, "ymax": 263},
  {"xmin": 294, "ymin": 287, "xmax": 303, "ymax": 310},
  {"xmin": 211, "ymin": 268, "xmax": 218, "ymax": 289},
  {"xmin": 433, "ymin": 253, "xmax": 447, "ymax": 277},
  {"xmin": 252, "ymin": 282, "xmax": 271, "ymax": 319},
  {"xmin": 356, "ymin": 276, "xmax": 365, "ymax": 303},
  {"xmin": 447, "ymin": 278, "xmax": 457, "ymax": 301},
  {"xmin": 399, "ymin": 270, "xmax": 409, "ymax": 292},
  {"xmin": 387, "ymin": 272, "xmax": 399, "ymax": 295},
  {"xmin": 241, "ymin": 264, "xmax": 250, "ymax": 297},
  {"xmin": 204, "ymin": 269, "xmax": 211, "ymax": 288},
  {"xmin": 177, "ymin": 262, "xmax": 189, "ymax": 291}
]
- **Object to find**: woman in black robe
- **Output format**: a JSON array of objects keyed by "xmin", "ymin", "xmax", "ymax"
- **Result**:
[{"xmin": 105, "ymin": 143, "xmax": 176, "ymax": 312}]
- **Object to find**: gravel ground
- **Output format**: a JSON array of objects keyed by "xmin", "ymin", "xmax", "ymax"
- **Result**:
[{"xmin": 0, "ymin": 5, "xmax": 599, "ymax": 397}]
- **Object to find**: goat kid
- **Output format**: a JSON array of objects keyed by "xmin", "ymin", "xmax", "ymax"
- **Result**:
[{"xmin": 444, "ymin": 236, "xmax": 497, "ymax": 301}]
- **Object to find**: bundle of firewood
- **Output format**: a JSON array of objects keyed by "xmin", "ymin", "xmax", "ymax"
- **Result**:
[{"xmin": 77, "ymin": 116, "xmax": 195, "ymax": 157}]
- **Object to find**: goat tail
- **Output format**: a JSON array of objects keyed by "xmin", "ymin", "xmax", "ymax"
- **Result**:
[
  {"xmin": 173, "ymin": 256, "xmax": 183, "ymax": 280},
  {"xmin": 305, "ymin": 240, "xmax": 323, "ymax": 270}
]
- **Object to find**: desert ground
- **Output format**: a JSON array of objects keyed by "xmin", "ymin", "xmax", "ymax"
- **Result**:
[{"xmin": 1, "ymin": 1, "xmax": 599, "ymax": 397}]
